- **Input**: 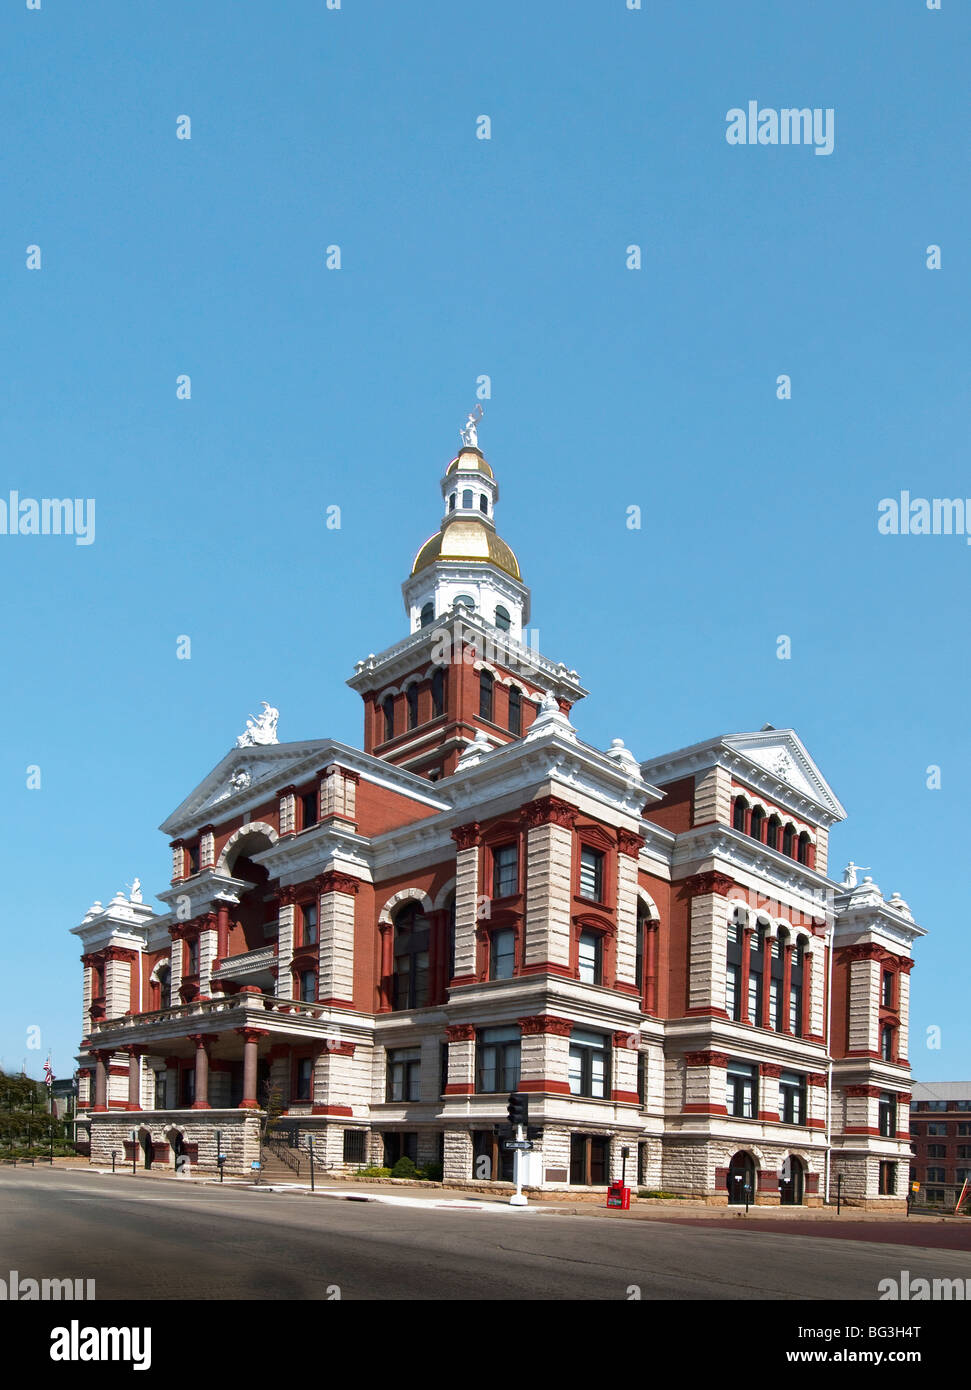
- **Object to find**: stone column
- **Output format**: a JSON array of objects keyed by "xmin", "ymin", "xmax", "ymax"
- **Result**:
[
  {"xmin": 781, "ymin": 942, "xmax": 794, "ymax": 1034},
  {"xmin": 377, "ymin": 922, "xmax": 394, "ymax": 1012},
  {"xmin": 189, "ymin": 1034, "xmax": 213, "ymax": 1109},
  {"xmin": 237, "ymin": 1028, "xmax": 265, "ymax": 1109},
  {"xmin": 684, "ymin": 872, "xmax": 735, "ymax": 1017},
  {"xmin": 125, "ymin": 1047, "xmax": 143, "ymax": 1110},
  {"xmin": 443, "ymin": 1024, "xmax": 476, "ymax": 1096},
  {"xmin": 644, "ymin": 920, "xmax": 659, "ymax": 1015},
  {"xmin": 93, "ymin": 1052, "xmax": 108, "ymax": 1112},
  {"xmin": 759, "ymin": 1062, "xmax": 781, "ymax": 1121},
  {"xmin": 682, "ymin": 1050, "xmax": 729, "ymax": 1115},
  {"xmin": 521, "ymin": 799, "xmax": 575, "ymax": 971},
  {"xmin": 450, "ymin": 822, "xmax": 481, "ymax": 983},
  {"xmin": 613, "ymin": 830, "xmax": 643, "ymax": 990},
  {"xmin": 316, "ymin": 871, "xmax": 359, "ymax": 1007}
]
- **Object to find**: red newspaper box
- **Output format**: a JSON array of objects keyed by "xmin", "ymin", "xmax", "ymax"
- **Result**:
[{"xmin": 606, "ymin": 1182, "xmax": 630, "ymax": 1210}]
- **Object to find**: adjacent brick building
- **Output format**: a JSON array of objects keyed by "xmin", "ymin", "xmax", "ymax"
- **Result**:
[
  {"xmin": 909, "ymin": 1081, "xmax": 971, "ymax": 1208},
  {"xmin": 71, "ymin": 435, "xmax": 924, "ymax": 1205}
]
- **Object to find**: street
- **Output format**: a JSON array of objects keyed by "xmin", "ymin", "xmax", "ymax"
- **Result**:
[{"xmin": 1, "ymin": 1168, "xmax": 968, "ymax": 1301}]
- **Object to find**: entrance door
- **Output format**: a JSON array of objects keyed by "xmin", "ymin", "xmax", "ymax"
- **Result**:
[
  {"xmin": 780, "ymin": 1156, "xmax": 804, "ymax": 1205},
  {"xmin": 727, "ymin": 1151, "xmax": 757, "ymax": 1204},
  {"xmin": 140, "ymin": 1132, "xmax": 155, "ymax": 1170}
]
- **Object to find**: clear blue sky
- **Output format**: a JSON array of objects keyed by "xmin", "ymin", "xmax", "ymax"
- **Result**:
[{"xmin": 1, "ymin": 1, "xmax": 966, "ymax": 1083}]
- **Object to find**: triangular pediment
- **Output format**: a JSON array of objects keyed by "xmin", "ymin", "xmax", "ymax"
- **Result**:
[
  {"xmin": 723, "ymin": 730, "xmax": 846, "ymax": 820},
  {"xmin": 159, "ymin": 739, "xmax": 340, "ymax": 836}
]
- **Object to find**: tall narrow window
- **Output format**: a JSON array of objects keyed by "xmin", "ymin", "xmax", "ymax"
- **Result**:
[
  {"xmin": 386, "ymin": 1048, "xmax": 421, "ymax": 1101},
  {"xmin": 726, "ymin": 1062, "xmax": 758, "ymax": 1118},
  {"xmin": 382, "ymin": 694, "xmax": 395, "ymax": 743},
  {"xmin": 186, "ymin": 938, "xmax": 199, "ymax": 975},
  {"xmin": 782, "ymin": 824, "xmax": 796, "ymax": 857},
  {"xmin": 797, "ymin": 831, "xmax": 811, "ymax": 865},
  {"xmin": 298, "ymin": 969, "xmax": 316, "ymax": 1003},
  {"xmin": 765, "ymin": 815, "xmax": 782, "ymax": 852},
  {"xmin": 420, "ymin": 602, "xmax": 434, "ymax": 628},
  {"xmin": 881, "ymin": 1024, "xmax": 895, "ymax": 1061},
  {"xmin": 301, "ymin": 903, "xmax": 318, "ymax": 947},
  {"xmin": 495, "ymin": 605, "xmax": 511, "ymax": 632},
  {"xmin": 448, "ymin": 493, "xmax": 456, "ymax": 511},
  {"xmin": 789, "ymin": 937, "xmax": 804, "ymax": 1036},
  {"xmin": 749, "ymin": 806, "xmax": 765, "ymax": 842},
  {"xmin": 748, "ymin": 926, "xmax": 764, "ymax": 1024},
  {"xmin": 770, "ymin": 930, "xmax": 787, "ymax": 1030},
  {"xmin": 406, "ymin": 683, "xmax": 419, "ymax": 730},
  {"xmin": 882, "ymin": 969, "xmax": 894, "ymax": 1008},
  {"xmin": 878, "ymin": 1092, "xmax": 897, "ymax": 1138},
  {"xmin": 392, "ymin": 903, "xmax": 431, "ymax": 1011},
  {"xmin": 295, "ymin": 1057, "xmax": 313, "ymax": 1102},
  {"xmin": 489, "ymin": 929, "xmax": 516, "ymax": 981},
  {"xmin": 479, "ymin": 494, "xmax": 489, "ymax": 513},
  {"xmin": 462, "ymin": 489, "xmax": 474, "ymax": 509},
  {"xmin": 479, "ymin": 669, "xmax": 494, "ymax": 721},
  {"xmin": 301, "ymin": 790, "xmax": 318, "ymax": 830},
  {"xmin": 492, "ymin": 844, "xmax": 518, "ymax": 898},
  {"xmin": 779, "ymin": 1071, "xmax": 806, "ymax": 1124},
  {"xmin": 579, "ymin": 846, "xmax": 604, "ymax": 902},
  {"xmin": 732, "ymin": 797, "xmax": 748, "ymax": 832},
  {"xmin": 431, "ymin": 667, "xmax": 445, "ymax": 718},
  {"xmin": 726, "ymin": 910, "xmax": 744, "ymax": 1022},
  {"xmin": 578, "ymin": 930, "xmax": 602, "ymax": 985},
  {"xmin": 507, "ymin": 685, "xmax": 521, "ymax": 735}
]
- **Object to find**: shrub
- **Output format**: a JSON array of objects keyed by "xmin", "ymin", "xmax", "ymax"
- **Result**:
[
  {"xmin": 637, "ymin": 1189, "xmax": 680, "ymax": 1200},
  {"xmin": 390, "ymin": 1155, "xmax": 418, "ymax": 1179},
  {"xmin": 419, "ymin": 1161, "xmax": 443, "ymax": 1182},
  {"xmin": 354, "ymin": 1165, "xmax": 391, "ymax": 1178}
]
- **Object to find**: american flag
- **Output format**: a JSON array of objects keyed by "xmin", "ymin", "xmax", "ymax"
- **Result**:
[{"xmin": 43, "ymin": 1058, "xmax": 53, "ymax": 1090}]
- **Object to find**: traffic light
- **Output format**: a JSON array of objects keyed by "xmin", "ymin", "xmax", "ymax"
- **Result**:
[{"xmin": 507, "ymin": 1092, "xmax": 528, "ymax": 1128}]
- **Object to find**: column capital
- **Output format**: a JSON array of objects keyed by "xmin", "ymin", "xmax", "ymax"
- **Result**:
[
  {"xmin": 444, "ymin": 1024, "xmax": 476, "ymax": 1043},
  {"xmin": 450, "ymin": 821, "xmax": 481, "ymax": 851},
  {"xmin": 684, "ymin": 871, "xmax": 736, "ymax": 898}
]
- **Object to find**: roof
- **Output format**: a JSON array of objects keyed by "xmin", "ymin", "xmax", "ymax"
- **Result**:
[
  {"xmin": 411, "ymin": 519, "xmax": 521, "ymax": 580},
  {"xmin": 911, "ymin": 1081, "xmax": 971, "ymax": 1101}
]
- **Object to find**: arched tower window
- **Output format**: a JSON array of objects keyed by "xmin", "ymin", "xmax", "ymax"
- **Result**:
[
  {"xmin": 431, "ymin": 667, "xmax": 445, "ymax": 718},
  {"xmin": 382, "ymin": 694, "xmax": 395, "ymax": 743},
  {"xmin": 508, "ymin": 685, "xmax": 521, "ymax": 736},
  {"xmin": 765, "ymin": 815, "xmax": 782, "ymax": 852},
  {"xmin": 479, "ymin": 494, "xmax": 489, "ymax": 513},
  {"xmin": 448, "ymin": 493, "xmax": 456, "ymax": 511},
  {"xmin": 797, "ymin": 831, "xmax": 811, "ymax": 865},
  {"xmin": 462, "ymin": 489, "xmax": 474, "ymax": 509},
  {"xmin": 479, "ymin": 669, "xmax": 494, "ymax": 722},
  {"xmin": 749, "ymin": 806, "xmax": 765, "ymax": 842},
  {"xmin": 495, "ymin": 605, "xmax": 511, "ymax": 632},
  {"xmin": 782, "ymin": 823, "xmax": 796, "ymax": 858},
  {"xmin": 419, "ymin": 602, "xmax": 434, "ymax": 628},
  {"xmin": 392, "ymin": 902, "xmax": 431, "ymax": 1011},
  {"xmin": 454, "ymin": 594, "xmax": 475, "ymax": 611},
  {"xmin": 732, "ymin": 796, "xmax": 749, "ymax": 832},
  {"xmin": 406, "ymin": 683, "xmax": 419, "ymax": 730}
]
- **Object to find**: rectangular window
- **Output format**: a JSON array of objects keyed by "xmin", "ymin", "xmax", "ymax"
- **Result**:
[
  {"xmin": 956, "ymin": 1168, "xmax": 971, "ymax": 1183},
  {"xmin": 301, "ymin": 791, "xmax": 318, "ymax": 830},
  {"xmin": 779, "ymin": 1070, "xmax": 805, "ymax": 1125},
  {"xmin": 958, "ymin": 1145, "xmax": 971, "ymax": 1160},
  {"xmin": 579, "ymin": 846, "xmax": 604, "ymax": 902},
  {"xmin": 958, "ymin": 1124, "xmax": 971, "ymax": 1136},
  {"xmin": 881, "ymin": 1025, "xmax": 894, "ymax": 1061},
  {"xmin": 492, "ymin": 844, "xmax": 518, "ymax": 898},
  {"xmin": 568, "ymin": 1029, "xmax": 609, "ymax": 1099},
  {"xmin": 386, "ymin": 1049, "xmax": 421, "ymax": 1102},
  {"xmin": 180, "ymin": 1068, "xmax": 195, "ymax": 1108},
  {"xmin": 878, "ymin": 1092, "xmax": 897, "ymax": 1138},
  {"xmin": 440, "ymin": 1042, "xmax": 449, "ymax": 1097},
  {"xmin": 301, "ymin": 903, "xmax": 318, "ymax": 947},
  {"xmin": 577, "ymin": 930, "xmax": 602, "ymax": 985},
  {"xmin": 342, "ymin": 1130, "xmax": 367, "ymax": 1164},
  {"xmin": 927, "ymin": 1144, "xmax": 946, "ymax": 1158},
  {"xmin": 490, "ymin": 928, "xmax": 516, "ymax": 981},
  {"xmin": 479, "ymin": 671, "xmax": 493, "ymax": 722},
  {"xmin": 769, "ymin": 978, "xmax": 782, "ymax": 1031},
  {"xmin": 747, "ymin": 965, "xmax": 761, "ymax": 1025},
  {"xmin": 637, "ymin": 1053, "xmax": 647, "ymax": 1106},
  {"xmin": 726, "ymin": 1062, "xmax": 758, "ymax": 1119},
  {"xmin": 927, "ymin": 1122, "xmax": 948, "ymax": 1136},
  {"xmin": 726, "ymin": 963, "xmax": 740, "ymax": 1020},
  {"xmin": 882, "ymin": 970, "xmax": 894, "ymax": 1008},
  {"xmin": 508, "ymin": 686, "xmax": 522, "ymax": 736},
  {"xmin": 926, "ymin": 1167, "xmax": 946, "ymax": 1182},
  {"xmin": 186, "ymin": 843, "xmax": 200, "ymax": 875},
  {"xmin": 879, "ymin": 1161, "xmax": 897, "ymax": 1196},
  {"xmin": 476, "ymin": 1027, "xmax": 521, "ymax": 1093},
  {"xmin": 295, "ymin": 1057, "xmax": 313, "ymax": 1102},
  {"xmin": 186, "ymin": 939, "xmax": 199, "ymax": 975},
  {"xmin": 299, "ymin": 970, "xmax": 316, "ymax": 1002},
  {"xmin": 569, "ymin": 1134, "xmax": 610, "ymax": 1186}
]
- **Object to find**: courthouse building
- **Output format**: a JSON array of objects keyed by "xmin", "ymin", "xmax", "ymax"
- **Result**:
[{"xmin": 72, "ymin": 431, "xmax": 924, "ymax": 1204}]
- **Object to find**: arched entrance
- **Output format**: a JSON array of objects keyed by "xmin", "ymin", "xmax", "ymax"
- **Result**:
[
  {"xmin": 139, "ymin": 1130, "xmax": 155, "ymax": 1170},
  {"xmin": 727, "ymin": 1151, "xmax": 757, "ymax": 1205},
  {"xmin": 780, "ymin": 1155, "xmax": 805, "ymax": 1205}
]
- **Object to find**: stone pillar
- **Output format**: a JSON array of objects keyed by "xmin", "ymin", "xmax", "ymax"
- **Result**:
[
  {"xmin": 93, "ymin": 1052, "xmax": 108, "ymax": 1111},
  {"xmin": 759, "ymin": 1062, "xmax": 781, "ymax": 1121},
  {"xmin": 199, "ymin": 825, "xmax": 215, "ymax": 871},
  {"xmin": 377, "ymin": 922, "xmax": 394, "ymax": 1012},
  {"xmin": 517, "ymin": 1015, "xmax": 573, "ymax": 1094},
  {"xmin": 189, "ymin": 1034, "xmax": 214, "ymax": 1109},
  {"xmin": 613, "ymin": 830, "xmax": 643, "ymax": 989},
  {"xmin": 450, "ymin": 822, "xmax": 481, "ymax": 983},
  {"xmin": 644, "ymin": 921, "xmax": 659, "ymax": 1015},
  {"xmin": 781, "ymin": 942, "xmax": 794, "ymax": 1034},
  {"xmin": 682, "ymin": 1050, "xmax": 729, "ymax": 1115},
  {"xmin": 126, "ymin": 1047, "xmax": 143, "ymax": 1110},
  {"xmin": 684, "ymin": 872, "xmax": 735, "ymax": 1017},
  {"xmin": 897, "ymin": 959, "xmax": 913, "ymax": 1060},
  {"xmin": 521, "ymin": 799, "xmax": 575, "ymax": 971},
  {"xmin": 237, "ymin": 1028, "xmax": 265, "ymax": 1109},
  {"xmin": 443, "ymin": 1024, "xmax": 476, "ymax": 1096},
  {"xmin": 611, "ymin": 1030, "xmax": 640, "ymax": 1105},
  {"xmin": 316, "ymin": 871, "xmax": 359, "ymax": 1007}
]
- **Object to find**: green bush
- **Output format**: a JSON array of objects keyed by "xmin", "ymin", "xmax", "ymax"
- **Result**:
[
  {"xmin": 419, "ymin": 1161, "xmax": 443, "ymax": 1182},
  {"xmin": 354, "ymin": 1165, "xmax": 391, "ymax": 1178},
  {"xmin": 390, "ymin": 1155, "xmax": 418, "ymax": 1179},
  {"xmin": 637, "ymin": 1189, "xmax": 680, "ymax": 1200}
]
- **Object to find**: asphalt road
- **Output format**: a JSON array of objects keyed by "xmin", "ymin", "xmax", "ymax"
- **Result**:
[{"xmin": 1, "ymin": 1168, "xmax": 969, "ymax": 1301}]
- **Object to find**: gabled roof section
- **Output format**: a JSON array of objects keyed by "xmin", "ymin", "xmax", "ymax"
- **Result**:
[
  {"xmin": 723, "ymin": 729, "xmax": 846, "ymax": 821},
  {"xmin": 159, "ymin": 738, "xmax": 447, "ymax": 837}
]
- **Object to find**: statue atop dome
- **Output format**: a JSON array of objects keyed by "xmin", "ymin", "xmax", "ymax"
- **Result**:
[{"xmin": 460, "ymin": 403, "xmax": 484, "ymax": 449}]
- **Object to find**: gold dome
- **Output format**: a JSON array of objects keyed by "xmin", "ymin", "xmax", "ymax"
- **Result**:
[
  {"xmin": 411, "ymin": 519, "xmax": 521, "ymax": 580},
  {"xmin": 445, "ymin": 450, "xmax": 494, "ymax": 480}
]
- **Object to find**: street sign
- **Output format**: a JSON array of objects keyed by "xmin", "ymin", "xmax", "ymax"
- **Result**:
[{"xmin": 504, "ymin": 1140, "xmax": 533, "ymax": 1152}]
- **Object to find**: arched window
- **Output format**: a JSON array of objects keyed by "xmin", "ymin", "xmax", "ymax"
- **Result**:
[
  {"xmin": 635, "ymin": 901, "xmax": 652, "ymax": 1001},
  {"xmin": 479, "ymin": 669, "xmax": 494, "ymax": 722},
  {"xmin": 495, "ymin": 605, "xmax": 511, "ymax": 632},
  {"xmin": 431, "ymin": 666, "xmax": 445, "ymax": 718},
  {"xmin": 770, "ymin": 928, "xmax": 788, "ymax": 1029},
  {"xmin": 406, "ymin": 683, "xmax": 419, "ymax": 730},
  {"xmin": 782, "ymin": 824, "xmax": 796, "ymax": 858},
  {"xmin": 453, "ymin": 593, "xmax": 475, "ymax": 611},
  {"xmin": 749, "ymin": 806, "xmax": 765, "ymax": 842},
  {"xmin": 419, "ymin": 602, "xmax": 434, "ymax": 628},
  {"xmin": 462, "ymin": 489, "xmax": 474, "ymax": 509},
  {"xmin": 448, "ymin": 493, "xmax": 456, "ymax": 511},
  {"xmin": 765, "ymin": 815, "xmax": 782, "ymax": 852},
  {"xmin": 727, "ymin": 1151, "xmax": 757, "ymax": 1204},
  {"xmin": 790, "ymin": 937, "xmax": 804, "ymax": 1035},
  {"xmin": 797, "ymin": 831, "xmax": 811, "ymax": 865},
  {"xmin": 479, "ymin": 494, "xmax": 489, "ymax": 514},
  {"xmin": 392, "ymin": 902, "xmax": 431, "ymax": 1011},
  {"xmin": 507, "ymin": 684, "xmax": 521, "ymax": 736},
  {"xmin": 732, "ymin": 796, "xmax": 749, "ymax": 832},
  {"xmin": 382, "ymin": 694, "xmax": 395, "ymax": 743},
  {"xmin": 726, "ymin": 908, "xmax": 745, "ymax": 1021}
]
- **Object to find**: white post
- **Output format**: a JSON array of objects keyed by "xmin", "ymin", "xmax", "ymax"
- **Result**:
[{"xmin": 509, "ymin": 1124, "xmax": 527, "ymax": 1207}]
